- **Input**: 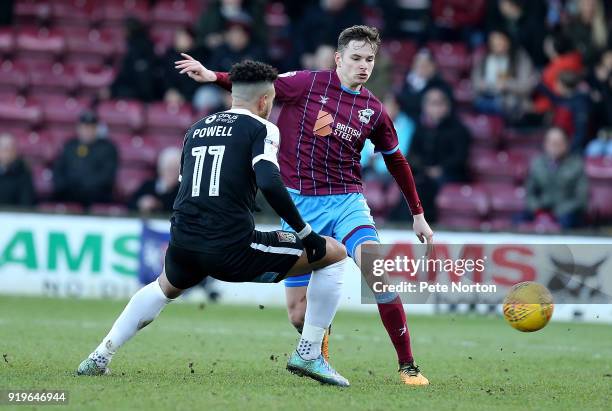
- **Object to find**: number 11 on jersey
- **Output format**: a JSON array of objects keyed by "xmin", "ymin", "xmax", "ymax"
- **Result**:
[{"xmin": 191, "ymin": 145, "xmax": 226, "ymax": 197}]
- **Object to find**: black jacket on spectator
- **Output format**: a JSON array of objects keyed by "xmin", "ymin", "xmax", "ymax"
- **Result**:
[
  {"xmin": 486, "ymin": 1, "xmax": 548, "ymax": 67},
  {"xmin": 409, "ymin": 115, "xmax": 471, "ymax": 182},
  {"xmin": 587, "ymin": 68, "xmax": 612, "ymax": 130},
  {"xmin": 398, "ymin": 75, "xmax": 453, "ymax": 119},
  {"xmin": 53, "ymin": 138, "xmax": 118, "ymax": 206},
  {"xmin": 196, "ymin": 0, "xmax": 268, "ymax": 48},
  {"xmin": 128, "ymin": 179, "xmax": 179, "ymax": 213},
  {"xmin": 111, "ymin": 21, "xmax": 159, "ymax": 102},
  {"xmin": 291, "ymin": 1, "xmax": 363, "ymax": 64},
  {"xmin": 379, "ymin": 0, "xmax": 431, "ymax": 41},
  {"xmin": 209, "ymin": 43, "xmax": 266, "ymax": 72},
  {"xmin": 0, "ymin": 158, "xmax": 35, "ymax": 207}
]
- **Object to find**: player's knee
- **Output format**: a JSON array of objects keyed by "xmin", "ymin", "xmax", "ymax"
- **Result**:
[
  {"xmin": 324, "ymin": 236, "xmax": 347, "ymax": 263},
  {"xmin": 158, "ymin": 272, "xmax": 183, "ymax": 299}
]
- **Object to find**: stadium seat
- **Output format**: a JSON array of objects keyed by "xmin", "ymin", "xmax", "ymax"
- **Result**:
[
  {"xmin": 585, "ymin": 157, "xmax": 612, "ymax": 186},
  {"xmin": 460, "ymin": 112, "xmax": 504, "ymax": 149},
  {"xmin": 144, "ymin": 102, "xmax": 193, "ymax": 137},
  {"xmin": 28, "ymin": 62, "xmax": 79, "ymax": 96},
  {"xmin": 63, "ymin": 28, "xmax": 115, "ymax": 66},
  {"xmin": 150, "ymin": 27, "xmax": 176, "ymax": 56},
  {"xmin": 99, "ymin": 27, "xmax": 126, "ymax": 49},
  {"xmin": 76, "ymin": 64, "xmax": 117, "ymax": 96},
  {"xmin": 31, "ymin": 164, "xmax": 54, "ymax": 200},
  {"xmin": 0, "ymin": 28, "xmax": 14, "ymax": 56},
  {"xmin": 506, "ymin": 146, "xmax": 540, "ymax": 162},
  {"xmin": 517, "ymin": 218, "xmax": 561, "ymax": 234},
  {"xmin": 470, "ymin": 150, "xmax": 526, "ymax": 184},
  {"xmin": 436, "ymin": 215, "xmax": 484, "ymax": 230},
  {"xmin": 436, "ymin": 183, "xmax": 489, "ymax": 219},
  {"xmin": 381, "ymin": 40, "xmax": 417, "ymax": 73},
  {"xmin": 37, "ymin": 202, "xmax": 85, "ymax": 214},
  {"xmin": 97, "ymin": 99, "xmax": 144, "ymax": 133},
  {"xmin": 363, "ymin": 179, "xmax": 388, "ymax": 218},
  {"xmin": 93, "ymin": 0, "xmax": 150, "ymax": 27},
  {"xmin": 14, "ymin": 1, "xmax": 52, "ymax": 26},
  {"xmin": 151, "ymin": 0, "xmax": 198, "ymax": 29},
  {"xmin": 432, "ymin": 0, "xmax": 486, "ymax": 29},
  {"xmin": 15, "ymin": 27, "xmax": 65, "ymax": 61},
  {"xmin": 90, "ymin": 203, "xmax": 129, "ymax": 216},
  {"xmin": 483, "ymin": 217, "xmax": 513, "ymax": 231},
  {"xmin": 428, "ymin": 41, "xmax": 471, "ymax": 78},
  {"xmin": 265, "ymin": 1, "xmax": 291, "ymax": 29},
  {"xmin": 0, "ymin": 60, "xmax": 28, "ymax": 94},
  {"xmin": 51, "ymin": 0, "xmax": 95, "ymax": 28},
  {"xmin": 111, "ymin": 134, "xmax": 158, "ymax": 168},
  {"xmin": 0, "ymin": 95, "xmax": 42, "ymax": 129},
  {"xmin": 361, "ymin": 4, "xmax": 384, "ymax": 28},
  {"xmin": 486, "ymin": 184, "xmax": 526, "ymax": 220},
  {"xmin": 115, "ymin": 167, "xmax": 155, "ymax": 201},
  {"xmin": 453, "ymin": 78, "xmax": 474, "ymax": 108},
  {"xmin": 145, "ymin": 134, "xmax": 183, "ymax": 152},
  {"xmin": 14, "ymin": 130, "xmax": 57, "ymax": 165},
  {"xmin": 503, "ymin": 128, "xmax": 546, "ymax": 149},
  {"xmin": 589, "ymin": 186, "xmax": 612, "ymax": 222},
  {"xmin": 36, "ymin": 95, "xmax": 90, "ymax": 131}
]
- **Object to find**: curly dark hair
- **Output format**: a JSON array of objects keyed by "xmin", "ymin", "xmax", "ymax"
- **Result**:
[
  {"xmin": 229, "ymin": 60, "xmax": 278, "ymax": 83},
  {"xmin": 337, "ymin": 25, "xmax": 381, "ymax": 52}
]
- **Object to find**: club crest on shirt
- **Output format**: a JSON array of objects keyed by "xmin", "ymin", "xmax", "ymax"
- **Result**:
[
  {"xmin": 358, "ymin": 108, "xmax": 375, "ymax": 124},
  {"xmin": 276, "ymin": 231, "xmax": 297, "ymax": 243}
]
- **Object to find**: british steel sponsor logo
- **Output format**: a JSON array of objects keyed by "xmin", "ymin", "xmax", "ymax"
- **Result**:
[{"xmin": 334, "ymin": 122, "xmax": 361, "ymax": 142}]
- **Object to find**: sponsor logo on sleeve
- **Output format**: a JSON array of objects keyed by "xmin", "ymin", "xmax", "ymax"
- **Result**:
[{"xmin": 277, "ymin": 231, "xmax": 297, "ymax": 243}]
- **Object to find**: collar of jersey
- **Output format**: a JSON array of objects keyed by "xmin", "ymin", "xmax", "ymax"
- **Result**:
[
  {"xmin": 225, "ymin": 108, "xmax": 255, "ymax": 116},
  {"xmin": 340, "ymin": 84, "xmax": 361, "ymax": 95},
  {"xmin": 225, "ymin": 107, "xmax": 271, "ymax": 126},
  {"xmin": 332, "ymin": 70, "xmax": 362, "ymax": 95}
]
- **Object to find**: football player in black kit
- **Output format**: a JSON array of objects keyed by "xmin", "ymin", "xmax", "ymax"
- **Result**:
[{"xmin": 77, "ymin": 61, "xmax": 351, "ymax": 387}]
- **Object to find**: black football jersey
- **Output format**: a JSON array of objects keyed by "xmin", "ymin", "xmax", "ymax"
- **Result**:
[{"xmin": 170, "ymin": 108, "xmax": 280, "ymax": 252}]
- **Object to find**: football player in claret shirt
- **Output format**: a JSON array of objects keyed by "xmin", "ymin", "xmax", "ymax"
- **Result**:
[
  {"xmin": 176, "ymin": 25, "xmax": 433, "ymax": 385},
  {"xmin": 78, "ymin": 60, "xmax": 352, "ymax": 387}
]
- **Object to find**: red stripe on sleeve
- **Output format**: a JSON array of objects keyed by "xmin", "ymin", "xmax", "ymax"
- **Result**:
[
  {"xmin": 214, "ymin": 72, "xmax": 232, "ymax": 91},
  {"xmin": 383, "ymin": 150, "xmax": 424, "ymax": 215}
]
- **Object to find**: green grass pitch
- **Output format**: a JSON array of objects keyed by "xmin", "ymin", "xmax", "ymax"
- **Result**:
[{"xmin": 1, "ymin": 296, "xmax": 611, "ymax": 411}]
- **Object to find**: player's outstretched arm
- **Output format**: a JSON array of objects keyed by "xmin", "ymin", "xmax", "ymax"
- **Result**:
[
  {"xmin": 382, "ymin": 151, "xmax": 434, "ymax": 247},
  {"xmin": 174, "ymin": 53, "xmax": 225, "ymax": 85}
]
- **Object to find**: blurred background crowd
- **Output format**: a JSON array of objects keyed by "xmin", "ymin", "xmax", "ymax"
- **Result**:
[{"xmin": 0, "ymin": 0, "xmax": 611, "ymax": 234}]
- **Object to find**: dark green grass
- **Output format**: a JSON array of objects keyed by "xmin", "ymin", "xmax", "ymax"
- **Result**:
[{"xmin": 1, "ymin": 296, "xmax": 611, "ymax": 411}]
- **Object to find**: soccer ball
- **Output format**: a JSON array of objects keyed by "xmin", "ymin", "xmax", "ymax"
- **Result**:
[{"xmin": 503, "ymin": 282, "xmax": 554, "ymax": 332}]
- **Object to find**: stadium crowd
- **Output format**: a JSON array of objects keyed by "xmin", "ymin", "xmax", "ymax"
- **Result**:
[{"xmin": 0, "ymin": 0, "xmax": 611, "ymax": 233}]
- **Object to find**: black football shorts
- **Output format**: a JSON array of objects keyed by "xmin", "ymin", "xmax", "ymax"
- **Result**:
[{"xmin": 164, "ymin": 229, "xmax": 304, "ymax": 289}]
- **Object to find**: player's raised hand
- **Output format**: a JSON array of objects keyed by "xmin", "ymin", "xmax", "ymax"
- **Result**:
[
  {"xmin": 174, "ymin": 53, "xmax": 217, "ymax": 83},
  {"xmin": 413, "ymin": 213, "xmax": 434, "ymax": 255}
]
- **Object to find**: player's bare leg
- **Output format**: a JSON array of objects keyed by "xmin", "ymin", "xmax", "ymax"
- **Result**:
[
  {"xmin": 285, "ymin": 236, "xmax": 349, "ymax": 387},
  {"xmin": 286, "ymin": 286, "xmax": 330, "ymax": 361},
  {"xmin": 77, "ymin": 269, "xmax": 183, "ymax": 375},
  {"xmin": 355, "ymin": 240, "xmax": 429, "ymax": 386}
]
